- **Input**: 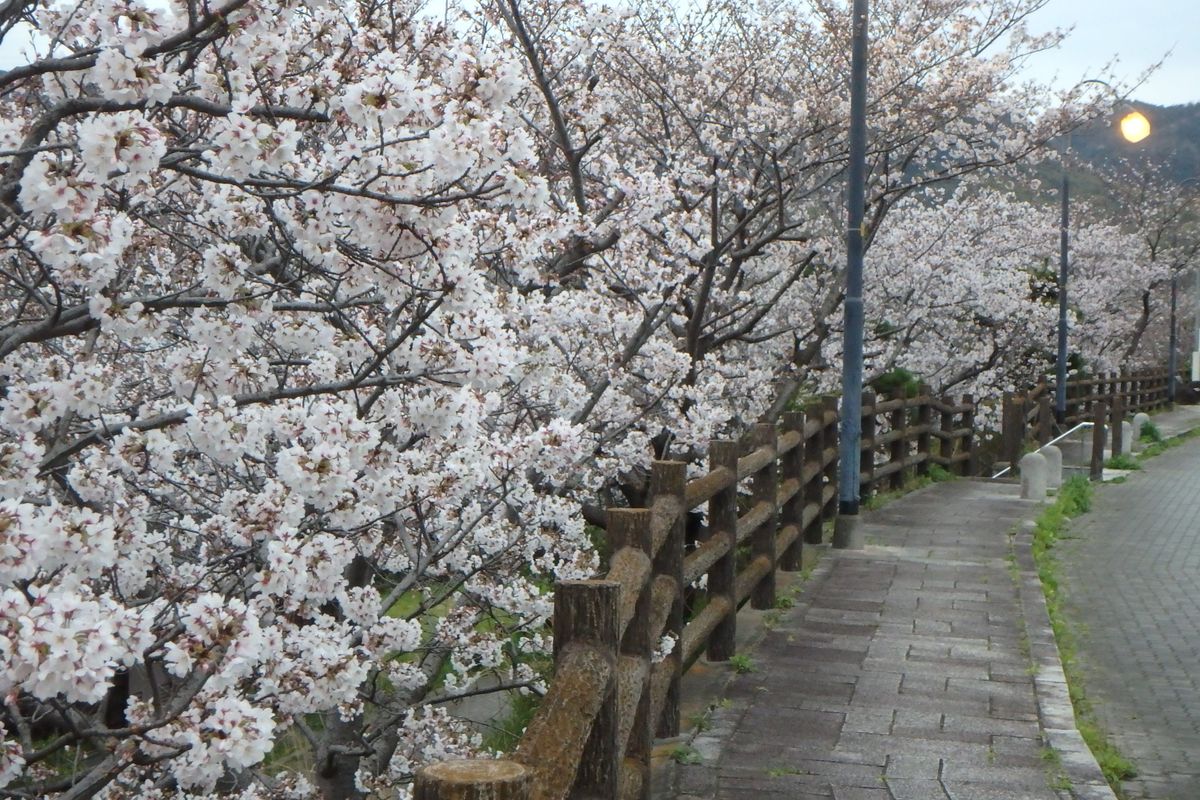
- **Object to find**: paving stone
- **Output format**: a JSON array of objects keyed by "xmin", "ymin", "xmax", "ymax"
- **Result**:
[
  {"xmin": 829, "ymin": 788, "xmax": 890, "ymax": 800},
  {"xmin": 842, "ymin": 709, "xmax": 894, "ymax": 734},
  {"xmin": 879, "ymin": 778, "xmax": 951, "ymax": 799},
  {"xmin": 882, "ymin": 753, "xmax": 942, "ymax": 778},
  {"xmin": 942, "ymin": 781, "xmax": 1059, "ymax": 799}
]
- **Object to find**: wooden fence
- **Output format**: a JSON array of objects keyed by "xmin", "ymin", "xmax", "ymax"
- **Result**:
[
  {"xmin": 858, "ymin": 387, "xmax": 976, "ymax": 497},
  {"xmin": 998, "ymin": 368, "xmax": 1174, "ymax": 468},
  {"xmin": 415, "ymin": 367, "xmax": 1177, "ymax": 800}
]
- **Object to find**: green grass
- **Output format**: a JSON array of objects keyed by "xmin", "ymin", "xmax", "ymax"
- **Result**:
[
  {"xmin": 1079, "ymin": 719, "xmax": 1137, "ymax": 787},
  {"xmin": 1138, "ymin": 423, "xmax": 1200, "ymax": 460},
  {"xmin": 766, "ymin": 765, "xmax": 812, "ymax": 777},
  {"xmin": 1103, "ymin": 454, "xmax": 1142, "ymax": 471},
  {"xmin": 862, "ymin": 465, "xmax": 955, "ymax": 511},
  {"xmin": 670, "ymin": 745, "xmax": 702, "ymax": 765},
  {"xmin": 481, "ymin": 690, "xmax": 543, "ymax": 753},
  {"xmin": 1138, "ymin": 420, "xmax": 1163, "ymax": 443},
  {"xmin": 729, "ymin": 653, "xmax": 757, "ymax": 674},
  {"xmin": 1029, "ymin": 475, "xmax": 1137, "ymax": 795}
]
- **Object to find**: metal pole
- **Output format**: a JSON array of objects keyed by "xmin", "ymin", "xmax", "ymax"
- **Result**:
[
  {"xmin": 1193, "ymin": 267, "xmax": 1200, "ymax": 383},
  {"xmin": 834, "ymin": 0, "xmax": 869, "ymax": 549},
  {"xmin": 1054, "ymin": 162, "xmax": 1070, "ymax": 424},
  {"xmin": 1169, "ymin": 275, "xmax": 1178, "ymax": 403}
]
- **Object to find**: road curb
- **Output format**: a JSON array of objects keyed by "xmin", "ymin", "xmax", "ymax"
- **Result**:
[{"xmin": 1011, "ymin": 519, "xmax": 1118, "ymax": 800}]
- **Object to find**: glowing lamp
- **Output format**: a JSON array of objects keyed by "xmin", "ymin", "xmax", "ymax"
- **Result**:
[{"xmin": 1119, "ymin": 111, "xmax": 1151, "ymax": 143}]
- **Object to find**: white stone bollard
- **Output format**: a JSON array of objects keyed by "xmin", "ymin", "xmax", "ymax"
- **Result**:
[
  {"xmin": 1041, "ymin": 445, "xmax": 1063, "ymax": 489},
  {"xmin": 1121, "ymin": 421, "xmax": 1134, "ymax": 456},
  {"xmin": 1132, "ymin": 412, "xmax": 1151, "ymax": 452},
  {"xmin": 1019, "ymin": 452, "xmax": 1048, "ymax": 501}
]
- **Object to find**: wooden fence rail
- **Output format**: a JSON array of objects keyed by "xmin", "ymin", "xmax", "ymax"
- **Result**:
[{"xmin": 417, "ymin": 365, "xmax": 1178, "ymax": 800}]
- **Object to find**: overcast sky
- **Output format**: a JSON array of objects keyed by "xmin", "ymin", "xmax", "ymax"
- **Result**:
[{"xmin": 1020, "ymin": 0, "xmax": 1200, "ymax": 107}]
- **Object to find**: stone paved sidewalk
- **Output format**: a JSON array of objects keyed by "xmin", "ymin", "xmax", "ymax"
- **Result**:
[
  {"xmin": 665, "ymin": 479, "xmax": 1090, "ymax": 800},
  {"xmin": 1059, "ymin": 413, "xmax": 1200, "ymax": 800}
]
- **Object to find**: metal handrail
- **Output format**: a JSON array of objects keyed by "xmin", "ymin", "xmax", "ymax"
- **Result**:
[{"xmin": 991, "ymin": 421, "xmax": 1095, "ymax": 479}]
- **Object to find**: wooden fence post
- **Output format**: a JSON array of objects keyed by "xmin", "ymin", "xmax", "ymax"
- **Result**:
[
  {"xmin": 822, "ymin": 396, "xmax": 839, "ymax": 522},
  {"xmin": 606, "ymin": 510, "xmax": 652, "ymax": 800},
  {"xmin": 1000, "ymin": 392, "xmax": 1024, "ymax": 469},
  {"xmin": 1090, "ymin": 401, "xmax": 1107, "ymax": 481},
  {"xmin": 781, "ymin": 412, "xmax": 805, "ymax": 571},
  {"xmin": 649, "ymin": 461, "xmax": 686, "ymax": 738},
  {"xmin": 889, "ymin": 392, "xmax": 907, "ymax": 490},
  {"xmin": 803, "ymin": 406, "xmax": 826, "ymax": 547},
  {"xmin": 916, "ymin": 385, "xmax": 932, "ymax": 477},
  {"xmin": 1037, "ymin": 394, "xmax": 1053, "ymax": 445},
  {"xmin": 750, "ymin": 424, "xmax": 778, "ymax": 610},
  {"xmin": 706, "ymin": 442, "xmax": 738, "ymax": 663},
  {"xmin": 1111, "ymin": 391, "xmax": 1125, "ymax": 458},
  {"xmin": 555, "ymin": 580, "xmax": 620, "ymax": 800},
  {"xmin": 939, "ymin": 394, "xmax": 955, "ymax": 467},
  {"xmin": 415, "ymin": 760, "xmax": 530, "ymax": 800},
  {"xmin": 962, "ymin": 394, "xmax": 977, "ymax": 476},
  {"xmin": 860, "ymin": 392, "xmax": 877, "ymax": 499}
]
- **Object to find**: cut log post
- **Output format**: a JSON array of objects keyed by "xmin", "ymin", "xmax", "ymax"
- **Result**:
[
  {"xmin": 962, "ymin": 394, "xmax": 977, "ymax": 476},
  {"xmin": 803, "ymin": 406, "xmax": 826, "ymax": 546},
  {"xmin": 1090, "ymin": 402, "xmax": 1107, "ymax": 481},
  {"xmin": 415, "ymin": 760, "xmax": 530, "ymax": 800},
  {"xmin": 1001, "ymin": 392, "xmax": 1024, "ymax": 470},
  {"xmin": 706, "ymin": 441, "xmax": 738, "ymax": 663},
  {"xmin": 939, "ymin": 394, "xmax": 955, "ymax": 465},
  {"xmin": 822, "ymin": 396, "xmax": 839, "ymax": 521},
  {"xmin": 607, "ymin": 509, "xmax": 652, "ymax": 800},
  {"xmin": 553, "ymin": 580, "xmax": 621, "ymax": 800},
  {"xmin": 916, "ymin": 385, "xmax": 932, "ymax": 477},
  {"xmin": 860, "ymin": 392, "xmax": 877, "ymax": 499},
  {"xmin": 1037, "ymin": 394, "xmax": 1053, "ymax": 445},
  {"xmin": 649, "ymin": 461, "xmax": 686, "ymax": 738},
  {"xmin": 780, "ymin": 412, "xmax": 805, "ymax": 570},
  {"xmin": 889, "ymin": 391, "xmax": 907, "ymax": 490},
  {"xmin": 750, "ymin": 423, "xmax": 778, "ymax": 609}
]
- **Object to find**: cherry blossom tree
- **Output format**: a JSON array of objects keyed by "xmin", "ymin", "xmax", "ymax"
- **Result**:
[
  {"xmin": 857, "ymin": 185, "xmax": 1060, "ymax": 398},
  {"xmin": 0, "ymin": 0, "xmax": 1156, "ymax": 797},
  {"xmin": 1093, "ymin": 162, "xmax": 1200, "ymax": 362},
  {"xmin": 1, "ymin": 2, "xmax": 609, "ymax": 797},
  {"xmin": 854, "ymin": 181, "xmax": 1167, "ymax": 401}
]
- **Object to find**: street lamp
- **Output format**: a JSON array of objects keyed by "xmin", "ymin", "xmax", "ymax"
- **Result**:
[
  {"xmin": 1169, "ymin": 274, "xmax": 1179, "ymax": 402},
  {"xmin": 833, "ymin": 0, "xmax": 869, "ymax": 550},
  {"xmin": 1053, "ymin": 95, "xmax": 1151, "ymax": 424},
  {"xmin": 1193, "ymin": 263, "xmax": 1200, "ymax": 389}
]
